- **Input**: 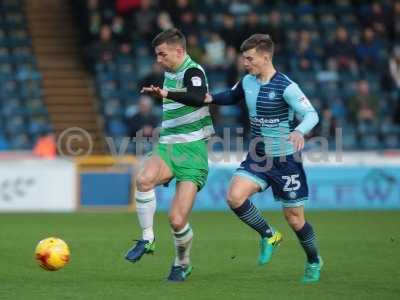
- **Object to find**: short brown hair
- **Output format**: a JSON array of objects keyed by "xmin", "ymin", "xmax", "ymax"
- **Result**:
[
  {"xmin": 240, "ymin": 34, "xmax": 274, "ymax": 56},
  {"xmin": 151, "ymin": 28, "xmax": 186, "ymax": 50}
]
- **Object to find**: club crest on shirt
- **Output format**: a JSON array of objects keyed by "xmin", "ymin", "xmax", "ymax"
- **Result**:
[
  {"xmin": 191, "ymin": 76, "xmax": 202, "ymax": 87},
  {"xmin": 268, "ymin": 91, "xmax": 276, "ymax": 100}
]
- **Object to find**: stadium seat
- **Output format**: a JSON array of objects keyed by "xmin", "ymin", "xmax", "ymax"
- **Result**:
[
  {"xmin": 28, "ymin": 119, "xmax": 51, "ymax": 135},
  {"xmin": 342, "ymin": 129, "xmax": 358, "ymax": 150},
  {"xmin": 0, "ymin": 0, "xmax": 48, "ymax": 150},
  {"xmin": 9, "ymin": 133, "xmax": 31, "ymax": 149},
  {"xmin": 107, "ymin": 118, "xmax": 128, "ymax": 136},
  {"xmin": 103, "ymin": 98, "xmax": 124, "ymax": 117},
  {"xmin": 0, "ymin": 134, "xmax": 10, "ymax": 150},
  {"xmin": 4, "ymin": 115, "xmax": 26, "ymax": 134},
  {"xmin": 383, "ymin": 134, "xmax": 399, "ymax": 149},
  {"xmin": 359, "ymin": 134, "xmax": 381, "ymax": 150}
]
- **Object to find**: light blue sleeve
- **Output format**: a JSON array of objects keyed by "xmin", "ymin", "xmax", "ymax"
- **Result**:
[{"xmin": 283, "ymin": 82, "xmax": 319, "ymax": 135}]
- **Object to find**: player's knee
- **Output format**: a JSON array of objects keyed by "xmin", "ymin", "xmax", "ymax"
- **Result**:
[
  {"xmin": 136, "ymin": 173, "xmax": 155, "ymax": 192},
  {"xmin": 168, "ymin": 213, "xmax": 186, "ymax": 231},
  {"xmin": 226, "ymin": 189, "xmax": 246, "ymax": 209}
]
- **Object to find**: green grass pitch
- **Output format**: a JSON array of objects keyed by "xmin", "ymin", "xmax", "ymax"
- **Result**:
[{"xmin": 0, "ymin": 211, "xmax": 399, "ymax": 299}]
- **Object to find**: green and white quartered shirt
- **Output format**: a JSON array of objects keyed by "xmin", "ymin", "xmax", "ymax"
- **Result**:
[{"xmin": 159, "ymin": 55, "xmax": 214, "ymax": 144}]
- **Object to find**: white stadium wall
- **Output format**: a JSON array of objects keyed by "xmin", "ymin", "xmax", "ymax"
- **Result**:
[{"xmin": 0, "ymin": 158, "xmax": 77, "ymax": 212}]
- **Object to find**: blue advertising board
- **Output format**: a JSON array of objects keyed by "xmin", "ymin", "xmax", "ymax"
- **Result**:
[
  {"xmin": 80, "ymin": 172, "xmax": 132, "ymax": 206},
  {"xmin": 155, "ymin": 165, "xmax": 400, "ymax": 211}
]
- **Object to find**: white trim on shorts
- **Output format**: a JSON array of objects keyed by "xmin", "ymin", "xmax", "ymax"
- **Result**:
[{"xmin": 234, "ymin": 170, "xmax": 268, "ymax": 191}]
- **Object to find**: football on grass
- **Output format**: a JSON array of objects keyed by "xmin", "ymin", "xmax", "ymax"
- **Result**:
[{"xmin": 35, "ymin": 237, "xmax": 70, "ymax": 271}]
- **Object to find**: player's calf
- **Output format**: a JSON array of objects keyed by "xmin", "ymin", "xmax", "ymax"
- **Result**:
[
  {"xmin": 171, "ymin": 223, "xmax": 193, "ymax": 267},
  {"xmin": 294, "ymin": 221, "xmax": 320, "ymax": 265},
  {"xmin": 125, "ymin": 189, "xmax": 157, "ymax": 263},
  {"xmin": 230, "ymin": 198, "xmax": 281, "ymax": 265},
  {"xmin": 231, "ymin": 199, "xmax": 275, "ymax": 240}
]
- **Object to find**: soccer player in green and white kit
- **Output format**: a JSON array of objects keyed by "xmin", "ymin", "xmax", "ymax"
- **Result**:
[{"xmin": 125, "ymin": 28, "xmax": 214, "ymax": 282}]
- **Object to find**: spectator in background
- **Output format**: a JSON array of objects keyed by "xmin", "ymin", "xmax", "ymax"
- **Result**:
[
  {"xmin": 111, "ymin": 16, "xmax": 125, "ymax": 42},
  {"xmin": 363, "ymin": 2, "xmax": 391, "ymax": 40},
  {"xmin": 187, "ymin": 33, "xmax": 204, "ymax": 64},
  {"xmin": 134, "ymin": 0, "xmax": 157, "ymax": 44},
  {"xmin": 267, "ymin": 11, "xmax": 286, "ymax": 56},
  {"xmin": 98, "ymin": 0, "xmax": 116, "ymax": 23},
  {"xmin": 204, "ymin": 32, "xmax": 226, "ymax": 69},
  {"xmin": 229, "ymin": 0, "xmax": 251, "ymax": 16},
  {"xmin": 88, "ymin": 13, "xmax": 101, "ymax": 39},
  {"xmin": 356, "ymin": 27, "xmax": 383, "ymax": 71},
  {"xmin": 126, "ymin": 95, "xmax": 159, "ymax": 140},
  {"xmin": 389, "ymin": 46, "xmax": 400, "ymax": 124},
  {"xmin": 139, "ymin": 63, "xmax": 164, "ymax": 94},
  {"xmin": 167, "ymin": 0, "xmax": 193, "ymax": 30},
  {"xmin": 222, "ymin": 49, "xmax": 250, "ymax": 134},
  {"xmin": 292, "ymin": 30, "xmax": 318, "ymax": 71},
  {"xmin": 33, "ymin": 133, "xmax": 56, "ymax": 158},
  {"xmin": 321, "ymin": 97, "xmax": 347, "ymax": 139},
  {"xmin": 116, "ymin": 0, "xmax": 141, "ymax": 16},
  {"xmin": 320, "ymin": 105, "xmax": 335, "ymax": 139},
  {"xmin": 91, "ymin": 24, "xmax": 117, "ymax": 63},
  {"xmin": 389, "ymin": 46, "xmax": 400, "ymax": 89},
  {"xmin": 395, "ymin": 106, "xmax": 400, "ymax": 125},
  {"xmin": 348, "ymin": 80, "xmax": 379, "ymax": 127},
  {"xmin": 219, "ymin": 13, "xmax": 240, "ymax": 49},
  {"xmin": 326, "ymin": 26, "xmax": 357, "ymax": 72},
  {"xmin": 87, "ymin": 0, "xmax": 98, "ymax": 11},
  {"xmin": 224, "ymin": 46, "xmax": 240, "ymax": 86},
  {"xmin": 156, "ymin": 11, "xmax": 174, "ymax": 32},
  {"xmin": 392, "ymin": 1, "xmax": 400, "ymax": 42},
  {"xmin": 87, "ymin": 0, "xmax": 101, "ymax": 40},
  {"xmin": 179, "ymin": 10, "xmax": 198, "ymax": 35},
  {"xmin": 111, "ymin": 15, "xmax": 131, "ymax": 53},
  {"xmin": 241, "ymin": 12, "xmax": 263, "ymax": 42}
]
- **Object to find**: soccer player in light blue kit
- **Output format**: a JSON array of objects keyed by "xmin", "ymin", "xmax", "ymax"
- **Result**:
[{"xmin": 205, "ymin": 34, "xmax": 323, "ymax": 283}]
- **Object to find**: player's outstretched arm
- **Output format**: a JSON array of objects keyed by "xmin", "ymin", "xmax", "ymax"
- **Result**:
[
  {"xmin": 141, "ymin": 68, "xmax": 208, "ymax": 107},
  {"xmin": 141, "ymin": 85, "xmax": 168, "ymax": 98},
  {"xmin": 206, "ymin": 79, "xmax": 245, "ymax": 105}
]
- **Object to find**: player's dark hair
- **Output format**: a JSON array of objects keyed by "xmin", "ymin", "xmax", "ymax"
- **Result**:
[
  {"xmin": 240, "ymin": 34, "xmax": 274, "ymax": 57},
  {"xmin": 151, "ymin": 28, "xmax": 187, "ymax": 50}
]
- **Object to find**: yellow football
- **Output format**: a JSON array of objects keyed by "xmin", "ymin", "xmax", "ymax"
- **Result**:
[{"xmin": 35, "ymin": 237, "xmax": 70, "ymax": 271}]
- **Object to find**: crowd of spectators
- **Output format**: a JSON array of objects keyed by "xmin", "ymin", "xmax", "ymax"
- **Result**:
[
  {"xmin": 0, "ymin": 0, "xmax": 50, "ymax": 150},
  {"xmin": 72, "ymin": 0, "xmax": 400, "ymax": 150}
]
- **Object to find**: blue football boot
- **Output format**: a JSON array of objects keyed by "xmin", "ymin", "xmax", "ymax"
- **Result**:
[
  {"xmin": 167, "ymin": 265, "xmax": 193, "ymax": 282},
  {"xmin": 125, "ymin": 239, "xmax": 155, "ymax": 263}
]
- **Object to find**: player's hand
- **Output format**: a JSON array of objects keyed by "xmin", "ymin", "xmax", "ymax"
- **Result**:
[
  {"xmin": 141, "ymin": 85, "xmax": 168, "ymax": 98},
  {"xmin": 204, "ymin": 93, "xmax": 213, "ymax": 103},
  {"xmin": 287, "ymin": 130, "xmax": 305, "ymax": 151}
]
